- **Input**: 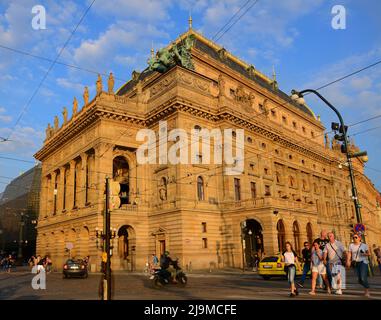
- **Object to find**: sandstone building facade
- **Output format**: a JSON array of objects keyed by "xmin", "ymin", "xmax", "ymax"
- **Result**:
[{"xmin": 34, "ymin": 29, "xmax": 381, "ymax": 271}]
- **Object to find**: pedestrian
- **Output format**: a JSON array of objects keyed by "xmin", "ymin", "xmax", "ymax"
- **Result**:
[
  {"xmin": 323, "ymin": 232, "xmax": 346, "ymax": 295},
  {"xmin": 297, "ymin": 241, "xmax": 311, "ymax": 288},
  {"xmin": 6, "ymin": 255, "xmax": 13, "ymax": 273},
  {"xmin": 150, "ymin": 253, "xmax": 159, "ymax": 272},
  {"xmin": 372, "ymin": 244, "xmax": 381, "ymax": 274},
  {"xmin": 281, "ymin": 241, "xmax": 301, "ymax": 297},
  {"xmin": 314, "ymin": 230, "xmax": 331, "ymax": 290},
  {"xmin": 28, "ymin": 256, "xmax": 35, "ymax": 269},
  {"xmin": 347, "ymin": 233, "xmax": 371, "ymax": 298},
  {"xmin": 309, "ymin": 240, "xmax": 331, "ymax": 295}
]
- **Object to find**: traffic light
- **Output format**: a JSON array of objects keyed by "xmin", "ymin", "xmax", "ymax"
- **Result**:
[
  {"xmin": 331, "ymin": 122, "xmax": 340, "ymax": 131},
  {"xmin": 341, "ymin": 144, "xmax": 347, "ymax": 154},
  {"xmin": 109, "ymin": 180, "xmax": 121, "ymax": 210},
  {"xmin": 339, "ymin": 125, "xmax": 348, "ymax": 134}
]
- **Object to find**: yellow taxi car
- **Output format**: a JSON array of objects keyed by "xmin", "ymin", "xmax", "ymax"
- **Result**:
[{"xmin": 258, "ymin": 255, "xmax": 310, "ymax": 280}]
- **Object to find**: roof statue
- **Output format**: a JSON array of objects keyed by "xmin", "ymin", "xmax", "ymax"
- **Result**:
[
  {"xmin": 73, "ymin": 97, "xmax": 78, "ymax": 116},
  {"xmin": 45, "ymin": 123, "xmax": 53, "ymax": 139},
  {"xmin": 108, "ymin": 72, "xmax": 115, "ymax": 94},
  {"xmin": 62, "ymin": 107, "xmax": 68, "ymax": 124},
  {"xmin": 148, "ymin": 34, "xmax": 195, "ymax": 73},
  {"xmin": 54, "ymin": 116, "xmax": 59, "ymax": 131},
  {"xmin": 96, "ymin": 74, "xmax": 103, "ymax": 95},
  {"xmin": 83, "ymin": 86, "xmax": 89, "ymax": 105}
]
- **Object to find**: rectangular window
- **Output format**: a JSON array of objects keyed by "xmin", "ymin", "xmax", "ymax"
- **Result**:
[
  {"xmin": 202, "ymin": 238, "xmax": 208, "ymax": 249},
  {"xmin": 202, "ymin": 222, "xmax": 207, "ymax": 233},
  {"xmin": 234, "ymin": 178, "xmax": 241, "ymax": 201},
  {"xmin": 265, "ymin": 185, "xmax": 271, "ymax": 196},
  {"xmin": 251, "ymin": 182, "xmax": 257, "ymax": 199}
]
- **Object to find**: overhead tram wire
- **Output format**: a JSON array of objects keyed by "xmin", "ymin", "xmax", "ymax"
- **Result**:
[
  {"xmin": 214, "ymin": 0, "xmax": 260, "ymax": 42},
  {"xmin": 211, "ymin": 0, "xmax": 254, "ymax": 41},
  {"xmin": 5, "ymin": 0, "xmax": 96, "ymax": 142}
]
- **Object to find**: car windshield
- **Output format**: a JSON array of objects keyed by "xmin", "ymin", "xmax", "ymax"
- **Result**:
[
  {"xmin": 66, "ymin": 259, "xmax": 82, "ymax": 264},
  {"xmin": 261, "ymin": 256, "xmax": 279, "ymax": 263}
]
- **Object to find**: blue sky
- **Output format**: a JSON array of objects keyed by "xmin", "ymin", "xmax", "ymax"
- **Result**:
[{"xmin": 0, "ymin": 0, "xmax": 380, "ymax": 193}]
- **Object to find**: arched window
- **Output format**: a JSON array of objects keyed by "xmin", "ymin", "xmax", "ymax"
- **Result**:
[
  {"xmin": 113, "ymin": 156, "xmax": 130, "ymax": 206},
  {"xmin": 277, "ymin": 220, "xmax": 286, "ymax": 253},
  {"xmin": 159, "ymin": 177, "xmax": 167, "ymax": 200},
  {"xmin": 197, "ymin": 176, "xmax": 204, "ymax": 201},
  {"xmin": 306, "ymin": 223, "xmax": 313, "ymax": 245},
  {"xmin": 289, "ymin": 176, "xmax": 295, "ymax": 187},
  {"xmin": 293, "ymin": 221, "xmax": 301, "ymax": 255},
  {"xmin": 276, "ymin": 172, "xmax": 281, "ymax": 184}
]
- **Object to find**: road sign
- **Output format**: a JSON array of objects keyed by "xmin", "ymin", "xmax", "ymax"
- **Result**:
[
  {"xmin": 102, "ymin": 252, "xmax": 107, "ymax": 263},
  {"xmin": 354, "ymin": 223, "xmax": 365, "ymax": 234},
  {"xmin": 66, "ymin": 242, "xmax": 73, "ymax": 250}
]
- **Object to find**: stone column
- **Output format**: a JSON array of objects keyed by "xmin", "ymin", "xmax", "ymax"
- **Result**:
[
  {"xmin": 68, "ymin": 160, "xmax": 76, "ymax": 211},
  {"xmin": 40, "ymin": 175, "xmax": 49, "ymax": 219},
  {"xmin": 57, "ymin": 167, "xmax": 65, "ymax": 213},
  {"xmin": 51, "ymin": 171, "xmax": 57, "ymax": 215},
  {"xmin": 94, "ymin": 143, "xmax": 114, "ymax": 212},
  {"xmin": 80, "ymin": 153, "xmax": 88, "ymax": 206}
]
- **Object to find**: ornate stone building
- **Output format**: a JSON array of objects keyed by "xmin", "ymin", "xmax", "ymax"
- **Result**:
[{"xmin": 34, "ymin": 28, "xmax": 381, "ymax": 271}]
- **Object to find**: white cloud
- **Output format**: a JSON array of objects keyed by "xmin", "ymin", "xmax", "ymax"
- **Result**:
[
  {"xmin": 0, "ymin": 125, "xmax": 44, "ymax": 157},
  {"xmin": 70, "ymin": 21, "xmax": 169, "ymax": 70},
  {"xmin": 0, "ymin": 107, "xmax": 12, "ymax": 123},
  {"xmin": 56, "ymin": 77, "xmax": 85, "ymax": 93},
  {"xmin": 92, "ymin": 0, "xmax": 173, "ymax": 21}
]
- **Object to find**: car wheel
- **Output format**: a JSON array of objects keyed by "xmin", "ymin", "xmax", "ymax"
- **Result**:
[{"xmin": 262, "ymin": 276, "xmax": 271, "ymax": 280}]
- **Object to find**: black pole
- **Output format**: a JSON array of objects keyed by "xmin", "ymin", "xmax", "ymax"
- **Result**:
[
  {"xmin": 292, "ymin": 89, "xmax": 374, "ymax": 271},
  {"xmin": 105, "ymin": 177, "xmax": 112, "ymax": 300},
  {"xmin": 295, "ymin": 89, "xmax": 362, "ymax": 224}
]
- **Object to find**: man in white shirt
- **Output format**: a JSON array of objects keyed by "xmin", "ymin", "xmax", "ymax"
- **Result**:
[
  {"xmin": 323, "ymin": 232, "xmax": 346, "ymax": 294},
  {"xmin": 346, "ymin": 233, "xmax": 371, "ymax": 297}
]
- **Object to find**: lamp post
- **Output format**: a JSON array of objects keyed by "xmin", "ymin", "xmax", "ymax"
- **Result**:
[
  {"xmin": 290, "ymin": 89, "xmax": 368, "ymax": 244},
  {"xmin": 248, "ymin": 229, "xmax": 253, "ymax": 268},
  {"xmin": 95, "ymin": 176, "xmax": 117, "ymax": 300}
]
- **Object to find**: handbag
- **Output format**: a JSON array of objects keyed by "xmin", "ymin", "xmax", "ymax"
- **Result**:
[{"xmin": 350, "ymin": 244, "xmax": 362, "ymax": 268}]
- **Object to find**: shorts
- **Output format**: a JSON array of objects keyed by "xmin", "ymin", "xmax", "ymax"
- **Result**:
[{"xmin": 312, "ymin": 264, "xmax": 326, "ymax": 275}]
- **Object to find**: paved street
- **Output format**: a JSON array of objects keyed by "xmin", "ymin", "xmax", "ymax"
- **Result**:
[{"xmin": 1, "ymin": 268, "xmax": 381, "ymax": 300}]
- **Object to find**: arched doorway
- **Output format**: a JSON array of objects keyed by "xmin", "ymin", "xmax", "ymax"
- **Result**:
[
  {"xmin": 243, "ymin": 219, "xmax": 263, "ymax": 267},
  {"xmin": 306, "ymin": 223, "xmax": 313, "ymax": 245},
  {"xmin": 117, "ymin": 225, "xmax": 136, "ymax": 271},
  {"xmin": 293, "ymin": 221, "xmax": 301, "ymax": 255},
  {"xmin": 277, "ymin": 219, "xmax": 286, "ymax": 253},
  {"xmin": 113, "ymin": 156, "xmax": 130, "ymax": 206}
]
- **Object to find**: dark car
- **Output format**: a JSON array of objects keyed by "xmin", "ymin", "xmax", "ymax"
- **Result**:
[{"xmin": 63, "ymin": 259, "xmax": 88, "ymax": 279}]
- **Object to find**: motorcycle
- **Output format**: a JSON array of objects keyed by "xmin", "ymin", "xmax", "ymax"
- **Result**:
[{"xmin": 150, "ymin": 259, "xmax": 188, "ymax": 288}]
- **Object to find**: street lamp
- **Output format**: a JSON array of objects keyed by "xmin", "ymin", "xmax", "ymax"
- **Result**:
[{"xmin": 291, "ymin": 89, "xmax": 368, "ymax": 244}]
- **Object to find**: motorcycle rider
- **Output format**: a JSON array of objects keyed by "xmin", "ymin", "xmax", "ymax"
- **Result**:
[{"xmin": 160, "ymin": 251, "xmax": 177, "ymax": 283}]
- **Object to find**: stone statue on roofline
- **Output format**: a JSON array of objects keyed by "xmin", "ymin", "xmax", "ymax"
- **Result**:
[
  {"xmin": 83, "ymin": 86, "xmax": 89, "ymax": 105},
  {"xmin": 148, "ymin": 34, "xmax": 195, "ymax": 73},
  {"xmin": 96, "ymin": 74, "xmax": 102, "ymax": 95},
  {"xmin": 62, "ymin": 107, "xmax": 68, "ymax": 124},
  {"xmin": 73, "ymin": 97, "xmax": 78, "ymax": 116},
  {"xmin": 108, "ymin": 72, "xmax": 115, "ymax": 94},
  {"xmin": 54, "ymin": 116, "xmax": 59, "ymax": 131},
  {"xmin": 45, "ymin": 123, "xmax": 52, "ymax": 139}
]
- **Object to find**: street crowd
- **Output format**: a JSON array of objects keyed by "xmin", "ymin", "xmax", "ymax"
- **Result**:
[{"xmin": 282, "ymin": 229, "xmax": 381, "ymax": 298}]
